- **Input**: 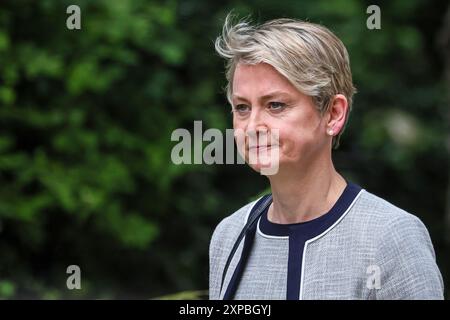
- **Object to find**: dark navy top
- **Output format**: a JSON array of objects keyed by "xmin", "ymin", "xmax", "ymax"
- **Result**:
[
  {"xmin": 259, "ymin": 181, "xmax": 362, "ymax": 299},
  {"xmin": 224, "ymin": 180, "xmax": 362, "ymax": 300}
]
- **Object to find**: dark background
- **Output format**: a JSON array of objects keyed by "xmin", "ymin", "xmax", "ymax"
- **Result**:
[{"xmin": 0, "ymin": 0, "xmax": 448, "ymax": 299}]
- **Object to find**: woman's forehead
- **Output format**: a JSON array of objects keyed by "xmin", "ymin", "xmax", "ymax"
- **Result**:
[{"xmin": 233, "ymin": 63, "xmax": 298, "ymax": 98}]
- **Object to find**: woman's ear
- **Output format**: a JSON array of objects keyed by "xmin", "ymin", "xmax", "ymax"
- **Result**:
[{"xmin": 326, "ymin": 94, "xmax": 348, "ymax": 135}]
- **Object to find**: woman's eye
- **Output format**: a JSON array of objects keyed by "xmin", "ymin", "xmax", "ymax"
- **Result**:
[
  {"xmin": 234, "ymin": 104, "xmax": 250, "ymax": 113},
  {"xmin": 268, "ymin": 102, "xmax": 286, "ymax": 111}
]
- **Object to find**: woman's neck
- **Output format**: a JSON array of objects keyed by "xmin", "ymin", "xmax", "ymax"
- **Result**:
[{"xmin": 266, "ymin": 156, "xmax": 347, "ymax": 224}]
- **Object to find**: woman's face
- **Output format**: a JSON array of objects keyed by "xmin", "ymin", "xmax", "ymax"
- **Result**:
[{"xmin": 232, "ymin": 62, "xmax": 330, "ymax": 174}]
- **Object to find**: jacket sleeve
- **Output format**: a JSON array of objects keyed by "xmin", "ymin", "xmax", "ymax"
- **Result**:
[{"xmin": 374, "ymin": 214, "xmax": 444, "ymax": 299}]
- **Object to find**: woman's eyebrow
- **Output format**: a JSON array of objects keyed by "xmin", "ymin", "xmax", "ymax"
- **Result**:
[
  {"xmin": 259, "ymin": 91, "xmax": 291, "ymax": 102},
  {"xmin": 231, "ymin": 94, "xmax": 250, "ymax": 103},
  {"xmin": 232, "ymin": 91, "xmax": 291, "ymax": 103}
]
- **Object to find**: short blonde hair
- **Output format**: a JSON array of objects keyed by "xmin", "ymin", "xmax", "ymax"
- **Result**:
[{"xmin": 215, "ymin": 14, "xmax": 356, "ymax": 149}]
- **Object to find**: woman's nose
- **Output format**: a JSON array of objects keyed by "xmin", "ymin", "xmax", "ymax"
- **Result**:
[
  {"xmin": 246, "ymin": 108, "xmax": 267, "ymax": 132},
  {"xmin": 245, "ymin": 109, "xmax": 269, "ymax": 147}
]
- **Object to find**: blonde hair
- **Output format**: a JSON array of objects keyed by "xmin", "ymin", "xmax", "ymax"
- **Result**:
[{"xmin": 215, "ymin": 14, "xmax": 356, "ymax": 149}]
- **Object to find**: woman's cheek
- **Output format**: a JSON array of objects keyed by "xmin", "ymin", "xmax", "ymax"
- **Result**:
[{"xmin": 280, "ymin": 134, "xmax": 304, "ymax": 160}]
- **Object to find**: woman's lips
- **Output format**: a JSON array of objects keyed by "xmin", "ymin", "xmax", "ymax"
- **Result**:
[{"xmin": 248, "ymin": 145, "xmax": 277, "ymax": 151}]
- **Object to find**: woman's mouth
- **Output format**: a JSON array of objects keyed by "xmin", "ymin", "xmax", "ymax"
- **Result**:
[{"xmin": 248, "ymin": 145, "xmax": 276, "ymax": 151}]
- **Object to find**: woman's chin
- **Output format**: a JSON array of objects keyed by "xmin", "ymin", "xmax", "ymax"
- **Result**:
[{"xmin": 247, "ymin": 161, "xmax": 281, "ymax": 175}]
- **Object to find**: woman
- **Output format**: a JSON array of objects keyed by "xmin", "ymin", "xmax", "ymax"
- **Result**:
[{"xmin": 209, "ymin": 14, "xmax": 444, "ymax": 300}]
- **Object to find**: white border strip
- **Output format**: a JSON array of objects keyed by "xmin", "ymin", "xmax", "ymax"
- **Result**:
[{"xmin": 257, "ymin": 217, "xmax": 289, "ymax": 239}]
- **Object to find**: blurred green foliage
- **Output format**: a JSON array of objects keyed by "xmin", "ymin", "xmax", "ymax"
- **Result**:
[{"xmin": 0, "ymin": 0, "xmax": 448, "ymax": 299}]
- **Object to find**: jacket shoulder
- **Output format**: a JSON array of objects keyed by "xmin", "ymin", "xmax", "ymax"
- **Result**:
[
  {"xmin": 354, "ymin": 189, "xmax": 426, "ymax": 227},
  {"xmin": 209, "ymin": 199, "xmax": 258, "ymax": 252},
  {"xmin": 208, "ymin": 198, "xmax": 259, "ymax": 300}
]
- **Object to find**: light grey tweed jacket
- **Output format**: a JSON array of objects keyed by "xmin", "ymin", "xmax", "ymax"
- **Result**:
[{"xmin": 209, "ymin": 189, "xmax": 444, "ymax": 300}]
